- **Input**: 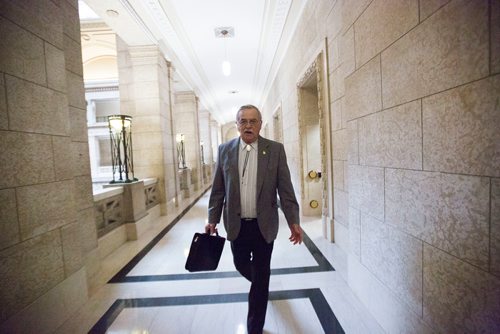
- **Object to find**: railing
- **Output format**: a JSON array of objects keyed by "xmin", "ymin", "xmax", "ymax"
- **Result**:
[{"xmin": 93, "ymin": 178, "xmax": 159, "ymax": 237}]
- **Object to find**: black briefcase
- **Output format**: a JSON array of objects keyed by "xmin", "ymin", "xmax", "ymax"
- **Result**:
[{"xmin": 185, "ymin": 232, "xmax": 225, "ymax": 272}]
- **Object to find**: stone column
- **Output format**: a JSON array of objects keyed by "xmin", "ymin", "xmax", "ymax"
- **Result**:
[
  {"xmin": 210, "ymin": 119, "xmax": 221, "ymax": 171},
  {"xmin": 198, "ymin": 110, "xmax": 212, "ymax": 184},
  {"xmin": 174, "ymin": 92, "xmax": 202, "ymax": 192},
  {"xmin": 116, "ymin": 40, "xmax": 176, "ymax": 214},
  {"xmin": 0, "ymin": 1, "xmax": 96, "ymax": 332}
]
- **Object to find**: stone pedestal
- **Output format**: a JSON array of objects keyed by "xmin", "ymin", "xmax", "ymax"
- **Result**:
[
  {"xmin": 178, "ymin": 168, "xmax": 193, "ymax": 198},
  {"xmin": 104, "ymin": 180, "xmax": 148, "ymax": 239},
  {"xmin": 202, "ymin": 164, "xmax": 211, "ymax": 184}
]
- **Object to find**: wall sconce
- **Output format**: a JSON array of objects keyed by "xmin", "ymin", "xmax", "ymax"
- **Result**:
[
  {"xmin": 176, "ymin": 133, "xmax": 187, "ymax": 169},
  {"xmin": 200, "ymin": 141, "xmax": 205, "ymax": 165},
  {"xmin": 108, "ymin": 114, "xmax": 137, "ymax": 183}
]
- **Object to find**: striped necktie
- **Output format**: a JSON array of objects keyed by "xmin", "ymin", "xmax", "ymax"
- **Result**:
[{"xmin": 242, "ymin": 144, "xmax": 251, "ymax": 178}]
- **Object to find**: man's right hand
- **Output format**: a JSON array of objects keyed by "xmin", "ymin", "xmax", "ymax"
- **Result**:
[{"xmin": 205, "ymin": 223, "xmax": 217, "ymax": 235}]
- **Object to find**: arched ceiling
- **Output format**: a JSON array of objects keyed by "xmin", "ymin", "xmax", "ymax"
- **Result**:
[{"xmin": 79, "ymin": 0, "xmax": 307, "ymax": 124}]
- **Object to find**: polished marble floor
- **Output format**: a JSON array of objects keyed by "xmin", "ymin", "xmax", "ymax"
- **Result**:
[{"xmin": 58, "ymin": 191, "xmax": 384, "ymax": 334}]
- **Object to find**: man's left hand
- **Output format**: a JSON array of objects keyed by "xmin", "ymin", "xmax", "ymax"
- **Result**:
[{"xmin": 289, "ymin": 224, "xmax": 303, "ymax": 245}]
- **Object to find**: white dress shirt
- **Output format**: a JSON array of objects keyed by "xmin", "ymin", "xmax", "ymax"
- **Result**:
[{"xmin": 239, "ymin": 139, "xmax": 258, "ymax": 218}]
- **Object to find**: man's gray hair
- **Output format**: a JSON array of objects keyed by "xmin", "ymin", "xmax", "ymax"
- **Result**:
[{"xmin": 236, "ymin": 104, "xmax": 262, "ymax": 121}]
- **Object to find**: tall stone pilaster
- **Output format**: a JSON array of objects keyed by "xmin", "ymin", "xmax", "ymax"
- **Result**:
[
  {"xmin": 116, "ymin": 40, "xmax": 176, "ymax": 214},
  {"xmin": 198, "ymin": 110, "xmax": 212, "ymax": 184},
  {"xmin": 174, "ymin": 92, "xmax": 202, "ymax": 191}
]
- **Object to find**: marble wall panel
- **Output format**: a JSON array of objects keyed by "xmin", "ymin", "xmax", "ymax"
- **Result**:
[
  {"xmin": 359, "ymin": 100, "xmax": 422, "ymax": 169},
  {"xmin": 492, "ymin": 178, "xmax": 500, "ymax": 277},
  {"xmin": 72, "ymin": 141, "xmax": 91, "ymax": 177},
  {"xmin": 65, "ymin": 70, "xmax": 85, "ymax": 109},
  {"xmin": 345, "ymin": 55, "xmax": 382, "ymax": 121},
  {"xmin": 347, "ymin": 120, "xmax": 359, "ymax": 164},
  {"xmin": 340, "ymin": 27, "xmax": 355, "ymax": 78},
  {"xmin": 331, "ymin": 97, "xmax": 347, "ymax": 130},
  {"xmin": 6, "ymin": 75, "xmax": 69, "ymax": 136},
  {"xmin": 0, "ymin": 74, "xmax": 7, "ymax": 130},
  {"xmin": 45, "ymin": 42, "xmax": 66, "ymax": 92},
  {"xmin": 492, "ymin": 1, "xmax": 500, "ymax": 74},
  {"xmin": 61, "ymin": 221, "xmax": 83, "ymax": 276},
  {"xmin": 133, "ymin": 115, "xmax": 164, "ymax": 133},
  {"xmin": 74, "ymin": 176, "xmax": 93, "ymax": 210},
  {"xmin": 0, "ymin": 189, "xmax": 19, "ymax": 250},
  {"xmin": 333, "ymin": 160, "xmax": 345, "ymax": 190},
  {"xmin": 52, "ymin": 136, "xmax": 74, "ymax": 181},
  {"xmin": 422, "ymin": 75, "xmax": 500, "ymax": 177},
  {"xmin": 343, "ymin": 161, "xmax": 349, "ymax": 191},
  {"xmin": 63, "ymin": 34, "xmax": 82, "ymax": 76},
  {"xmin": 332, "ymin": 128, "xmax": 347, "ymax": 161},
  {"xmin": 17, "ymin": 180, "xmax": 76, "ymax": 240},
  {"xmin": 0, "ymin": 268, "xmax": 87, "ymax": 334},
  {"xmin": 341, "ymin": 0, "xmax": 371, "ymax": 34},
  {"xmin": 329, "ymin": 65, "xmax": 345, "ymax": 101},
  {"xmin": 133, "ymin": 81, "xmax": 160, "ymax": 100},
  {"xmin": 0, "ymin": 230, "xmax": 64, "ymax": 322},
  {"xmin": 423, "ymin": 245, "xmax": 500, "ymax": 333},
  {"xmin": 328, "ymin": 36, "xmax": 340, "ymax": 72},
  {"xmin": 348, "ymin": 256, "xmax": 434, "ymax": 334},
  {"xmin": 349, "ymin": 206, "xmax": 361, "ymax": 258},
  {"xmin": 354, "ymin": 0, "xmax": 418, "ymax": 67},
  {"xmin": 131, "ymin": 98, "xmax": 161, "ymax": 117},
  {"xmin": 133, "ymin": 148, "xmax": 164, "ymax": 167},
  {"xmin": 0, "ymin": 17, "xmax": 46, "ymax": 85},
  {"xmin": 0, "ymin": 131, "xmax": 54, "ymax": 188},
  {"xmin": 381, "ymin": 0, "xmax": 489, "ymax": 108},
  {"xmin": 419, "ymin": 0, "xmax": 451, "ymax": 21},
  {"xmin": 61, "ymin": 0, "xmax": 81, "ymax": 43},
  {"xmin": 385, "ymin": 169, "xmax": 490, "ymax": 269},
  {"xmin": 69, "ymin": 106, "xmax": 88, "ymax": 142},
  {"xmin": 78, "ymin": 207, "xmax": 98, "ymax": 254},
  {"xmin": 334, "ymin": 188, "xmax": 349, "ymax": 227},
  {"xmin": 348, "ymin": 165, "xmax": 384, "ymax": 221},
  {"xmin": 131, "ymin": 64, "xmax": 161, "ymax": 83},
  {"xmin": 361, "ymin": 214, "xmax": 423, "ymax": 314},
  {"xmin": 326, "ymin": 0, "xmax": 343, "ymax": 40},
  {"xmin": 0, "ymin": 0, "xmax": 63, "ymax": 49}
]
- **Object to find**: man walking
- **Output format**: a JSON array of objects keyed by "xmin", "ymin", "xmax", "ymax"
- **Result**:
[{"xmin": 206, "ymin": 104, "xmax": 303, "ymax": 334}]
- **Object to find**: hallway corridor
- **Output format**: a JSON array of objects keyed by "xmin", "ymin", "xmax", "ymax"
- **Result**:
[{"xmin": 56, "ymin": 191, "xmax": 382, "ymax": 334}]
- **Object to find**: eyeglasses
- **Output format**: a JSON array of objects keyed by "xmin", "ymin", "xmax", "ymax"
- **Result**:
[{"xmin": 237, "ymin": 119, "xmax": 260, "ymax": 126}]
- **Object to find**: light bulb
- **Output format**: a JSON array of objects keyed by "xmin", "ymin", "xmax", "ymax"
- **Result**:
[{"xmin": 222, "ymin": 60, "xmax": 231, "ymax": 76}]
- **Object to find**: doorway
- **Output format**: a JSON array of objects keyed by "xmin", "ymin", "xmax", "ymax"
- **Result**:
[{"xmin": 297, "ymin": 51, "xmax": 332, "ymax": 240}]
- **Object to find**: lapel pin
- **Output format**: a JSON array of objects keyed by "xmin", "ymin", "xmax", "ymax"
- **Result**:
[{"xmin": 263, "ymin": 150, "xmax": 266, "ymax": 155}]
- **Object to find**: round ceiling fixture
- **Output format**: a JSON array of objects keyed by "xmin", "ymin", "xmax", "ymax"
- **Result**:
[{"xmin": 106, "ymin": 9, "xmax": 119, "ymax": 17}]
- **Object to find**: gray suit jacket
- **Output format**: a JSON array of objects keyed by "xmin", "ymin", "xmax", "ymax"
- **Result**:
[{"xmin": 208, "ymin": 136, "xmax": 299, "ymax": 243}]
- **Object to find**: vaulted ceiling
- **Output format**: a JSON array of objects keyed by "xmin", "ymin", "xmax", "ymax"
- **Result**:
[{"xmin": 80, "ymin": 0, "xmax": 307, "ymax": 124}]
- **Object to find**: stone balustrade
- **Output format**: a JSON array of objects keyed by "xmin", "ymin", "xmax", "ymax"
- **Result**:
[{"xmin": 93, "ymin": 178, "xmax": 158, "ymax": 238}]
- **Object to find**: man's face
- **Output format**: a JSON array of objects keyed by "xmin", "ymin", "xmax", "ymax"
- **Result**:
[{"xmin": 236, "ymin": 107, "xmax": 262, "ymax": 144}]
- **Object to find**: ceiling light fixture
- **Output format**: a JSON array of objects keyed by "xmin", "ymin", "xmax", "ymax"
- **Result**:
[
  {"xmin": 222, "ymin": 60, "xmax": 231, "ymax": 76},
  {"xmin": 215, "ymin": 27, "xmax": 234, "ymax": 77},
  {"xmin": 106, "ymin": 9, "xmax": 119, "ymax": 17}
]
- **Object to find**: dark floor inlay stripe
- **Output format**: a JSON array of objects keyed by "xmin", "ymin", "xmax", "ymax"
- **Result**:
[
  {"xmin": 88, "ymin": 289, "xmax": 345, "ymax": 334},
  {"xmin": 108, "ymin": 188, "xmax": 209, "ymax": 283},
  {"xmin": 108, "ymin": 188, "xmax": 334, "ymax": 283},
  {"xmin": 113, "ymin": 231, "xmax": 334, "ymax": 283}
]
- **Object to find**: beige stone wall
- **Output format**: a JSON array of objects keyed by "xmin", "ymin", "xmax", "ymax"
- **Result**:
[
  {"xmin": 0, "ymin": 0, "xmax": 95, "ymax": 330},
  {"xmin": 265, "ymin": 0, "xmax": 499, "ymax": 332}
]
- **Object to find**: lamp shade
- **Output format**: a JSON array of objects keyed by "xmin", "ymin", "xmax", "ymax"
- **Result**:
[
  {"xmin": 108, "ymin": 115, "xmax": 132, "ymax": 133},
  {"xmin": 107, "ymin": 114, "xmax": 136, "ymax": 183},
  {"xmin": 176, "ymin": 133, "xmax": 185, "ymax": 143}
]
